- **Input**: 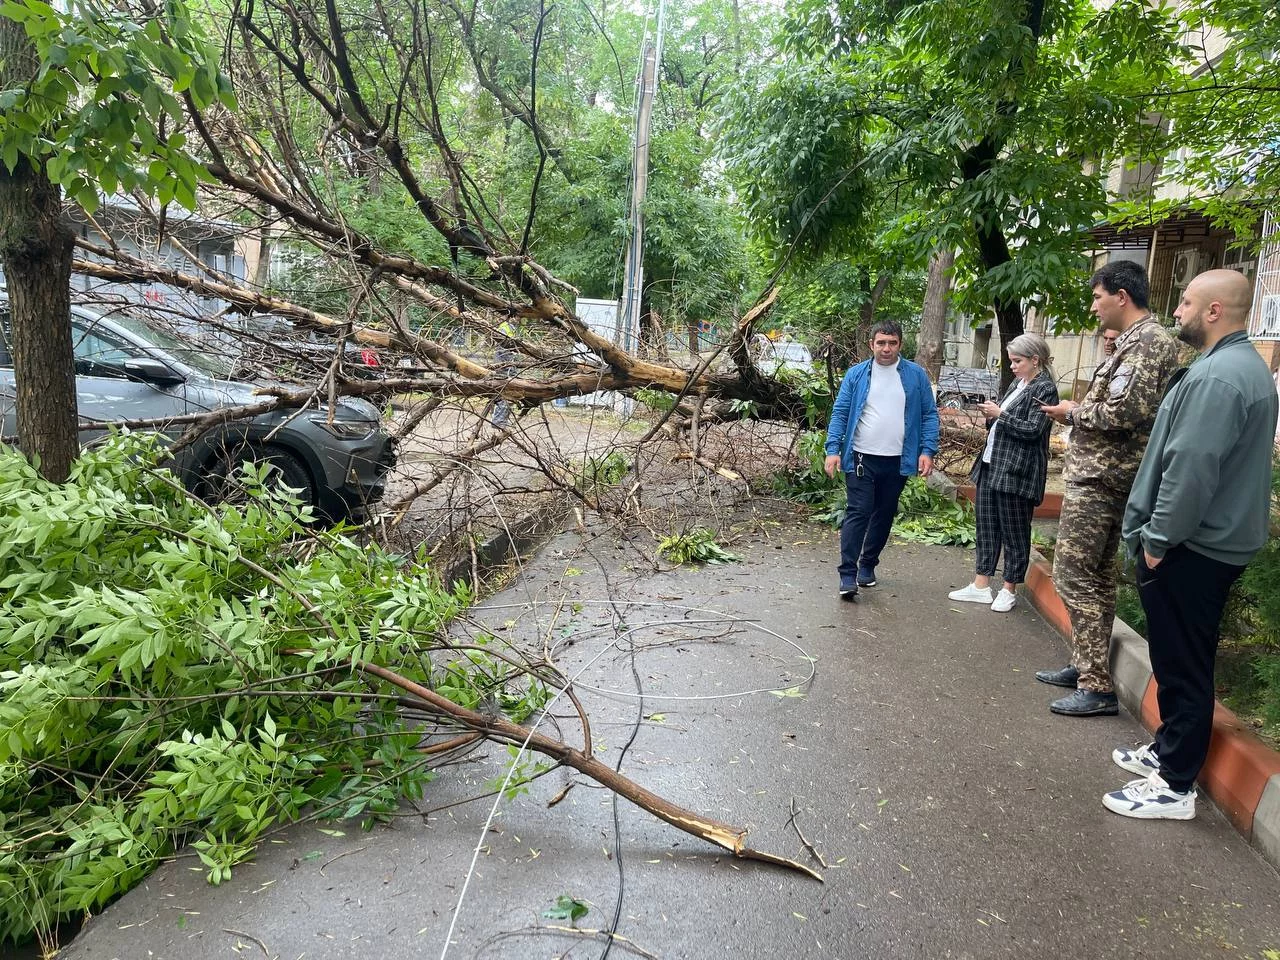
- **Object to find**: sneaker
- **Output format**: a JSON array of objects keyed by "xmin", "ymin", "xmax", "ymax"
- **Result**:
[
  {"xmin": 990, "ymin": 588, "xmax": 1017, "ymax": 612},
  {"xmin": 948, "ymin": 583, "xmax": 994, "ymax": 604},
  {"xmin": 1113, "ymin": 742, "xmax": 1160, "ymax": 777},
  {"xmin": 839, "ymin": 580, "xmax": 858, "ymax": 602},
  {"xmin": 1049, "ymin": 688, "xmax": 1119, "ymax": 716},
  {"xmin": 1102, "ymin": 773, "xmax": 1196, "ymax": 820},
  {"xmin": 857, "ymin": 571, "xmax": 877, "ymax": 588}
]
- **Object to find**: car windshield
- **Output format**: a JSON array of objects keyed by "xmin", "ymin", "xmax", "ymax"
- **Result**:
[
  {"xmin": 776, "ymin": 343, "xmax": 811, "ymax": 361},
  {"xmin": 107, "ymin": 312, "xmax": 235, "ymax": 379}
]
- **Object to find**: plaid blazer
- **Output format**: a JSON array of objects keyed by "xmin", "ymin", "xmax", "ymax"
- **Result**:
[{"xmin": 968, "ymin": 370, "xmax": 1060, "ymax": 504}]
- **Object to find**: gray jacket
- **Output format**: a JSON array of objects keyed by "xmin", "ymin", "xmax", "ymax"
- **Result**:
[{"xmin": 1122, "ymin": 330, "xmax": 1278, "ymax": 566}]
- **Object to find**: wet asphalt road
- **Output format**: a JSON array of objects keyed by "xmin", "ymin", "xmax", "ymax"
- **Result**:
[{"xmin": 48, "ymin": 514, "xmax": 1280, "ymax": 960}]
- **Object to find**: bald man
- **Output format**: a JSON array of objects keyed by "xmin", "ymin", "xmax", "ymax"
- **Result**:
[{"xmin": 1104, "ymin": 269, "xmax": 1278, "ymax": 820}]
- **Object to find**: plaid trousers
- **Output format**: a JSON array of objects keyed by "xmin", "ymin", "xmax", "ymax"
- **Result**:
[{"xmin": 973, "ymin": 463, "xmax": 1036, "ymax": 584}]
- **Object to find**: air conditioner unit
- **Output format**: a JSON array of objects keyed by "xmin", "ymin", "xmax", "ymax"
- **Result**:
[
  {"xmin": 943, "ymin": 341, "xmax": 959, "ymax": 363},
  {"xmin": 1171, "ymin": 250, "xmax": 1204, "ymax": 287},
  {"xmin": 1260, "ymin": 294, "xmax": 1280, "ymax": 337}
]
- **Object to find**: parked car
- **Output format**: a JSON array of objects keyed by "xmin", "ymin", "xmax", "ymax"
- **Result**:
[
  {"xmin": 755, "ymin": 337, "xmax": 814, "ymax": 375},
  {"xmin": 0, "ymin": 298, "xmax": 394, "ymax": 521},
  {"xmin": 227, "ymin": 314, "xmax": 385, "ymax": 381},
  {"xmin": 937, "ymin": 364, "xmax": 1000, "ymax": 409}
]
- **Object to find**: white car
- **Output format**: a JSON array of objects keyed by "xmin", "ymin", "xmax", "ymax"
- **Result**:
[{"xmin": 756, "ymin": 338, "xmax": 814, "ymax": 375}]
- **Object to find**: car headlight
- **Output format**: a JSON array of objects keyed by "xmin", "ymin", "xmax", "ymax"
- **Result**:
[{"xmin": 308, "ymin": 415, "xmax": 375, "ymax": 440}]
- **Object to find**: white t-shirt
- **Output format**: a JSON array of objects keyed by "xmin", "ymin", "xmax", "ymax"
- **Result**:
[
  {"xmin": 982, "ymin": 377, "xmax": 1027, "ymax": 464},
  {"xmin": 853, "ymin": 360, "xmax": 906, "ymax": 455}
]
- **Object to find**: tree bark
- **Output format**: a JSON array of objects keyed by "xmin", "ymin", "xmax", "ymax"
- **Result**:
[
  {"xmin": 917, "ymin": 247, "xmax": 954, "ymax": 382},
  {"xmin": 0, "ymin": 19, "xmax": 78, "ymax": 482}
]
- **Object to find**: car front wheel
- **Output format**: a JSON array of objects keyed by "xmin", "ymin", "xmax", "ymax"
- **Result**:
[{"xmin": 204, "ymin": 445, "xmax": 319, "ymax": 515}]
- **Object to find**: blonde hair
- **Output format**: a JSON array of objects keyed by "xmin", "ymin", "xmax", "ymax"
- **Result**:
[{"xmin": 1007, "ymin": 332, "xmax": 1052, "ymax": 377}]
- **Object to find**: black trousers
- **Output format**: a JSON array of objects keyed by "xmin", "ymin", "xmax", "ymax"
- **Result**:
[
  {"xmin": 839, "ymin": 453, "xmax": 909, "ymax": 582},
  {"xmin": 1137, "ymin": 545, "xmax": 1245, "ymax": 792},
  {"xmin": 973, "ymin": 464, "xmax": 1036, "ymax": 585}
]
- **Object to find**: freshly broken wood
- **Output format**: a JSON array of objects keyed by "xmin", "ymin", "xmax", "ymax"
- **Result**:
[
  {"xmin": 671, "ymin": 451, "xmax": 743, "ymax": 482},
  {"xmin": 354, "ymin": 660, "xmax": 823, "ymax": 882}
]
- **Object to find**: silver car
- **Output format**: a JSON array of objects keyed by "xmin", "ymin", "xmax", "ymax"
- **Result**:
[{"xmin": 0, "ymin": 300, "xmax": 394, "ymax": 521}]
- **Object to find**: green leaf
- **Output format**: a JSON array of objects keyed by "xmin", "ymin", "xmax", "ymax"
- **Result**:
[{"xmin": 542, "ymin": 895, "xmax": 590, "ymax": 923}]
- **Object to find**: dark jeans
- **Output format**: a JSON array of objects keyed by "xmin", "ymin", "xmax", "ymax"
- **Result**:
[
  {"xmin": 1137, "ymin": 545, "xmax": 1245, "ymax": 792},
  {"xmin": 839, "ymin": 453, "xmax": 909, "ymax": 584}
]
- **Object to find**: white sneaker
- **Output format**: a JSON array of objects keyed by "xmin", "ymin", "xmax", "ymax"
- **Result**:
[
  {"xmin": 990, "ymin": 588, "xmax": 1017, "ymax": 612},
  {"xmin": 1102, "ymin": 773, "xmax": 1196, "ymax": 820},
  {"xmin": 948, "ymin": 583, "xmax": 994, "ymax": 604},
  {"xmin": 1113, "ymin": 742, "xmax": 1160, "ymax": 777}
]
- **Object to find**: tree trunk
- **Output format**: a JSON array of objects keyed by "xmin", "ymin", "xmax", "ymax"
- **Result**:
[
  {"xmin": 954, "ymin": 0, "xmax": 1044, "ymax": 393},
  {"xmin": 962, "ymin": 141, "xmax": 1023, "ymax": 392},
  {"xmin": 917, "ymin": 247, "xmax": 954, "ymax": 382},
  {"xmin": 0, "ymin": 20, "xmax": 78, "ymax": 482},
  {"xmin": 992, "ymin": 298, "xmax": 1023, "ymax": 391}
]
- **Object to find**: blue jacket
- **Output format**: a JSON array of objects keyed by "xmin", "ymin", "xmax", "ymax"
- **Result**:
[{"xmin": 824, "ymin": 358, "xmax": 940, "ymax": 476}]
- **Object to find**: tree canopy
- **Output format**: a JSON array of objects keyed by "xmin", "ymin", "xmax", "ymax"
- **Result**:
[{"xmin": 724, "ymin": 0, "xmax": 1189, "ymax": 355}]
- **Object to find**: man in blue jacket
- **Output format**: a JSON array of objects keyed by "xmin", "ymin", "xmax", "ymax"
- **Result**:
[{"xmin": 824, "ymin": 320, "xmax": 940, "ymax": 599}]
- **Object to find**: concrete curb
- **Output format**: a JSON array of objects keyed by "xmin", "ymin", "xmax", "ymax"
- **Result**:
[
  {"xmin": 1025, "ymin": 554, "xmax": 1280, "ymax": 873},
  {"xmin": 440, "ymin": 494, "xmax": 573, "ymax": 591}
]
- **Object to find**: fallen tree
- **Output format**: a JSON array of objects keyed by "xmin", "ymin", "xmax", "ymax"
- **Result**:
[
  {"xmin": 51, "ymin": 0, "xmax": 803, "ymax": 429},
  {"xmin": 0, "ymin": 437, "xmax": 818, "ymax": 950}
]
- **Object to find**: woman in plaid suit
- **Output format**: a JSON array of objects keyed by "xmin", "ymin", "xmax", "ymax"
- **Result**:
[{"xmin": 949, "ymin": 333, "xmax": 1059, "ymax": 612}]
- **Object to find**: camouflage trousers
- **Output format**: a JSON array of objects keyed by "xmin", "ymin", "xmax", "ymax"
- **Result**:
[{"xmin": 1052, "ymin": 481, "xmax": 1128, "ymax": 694}]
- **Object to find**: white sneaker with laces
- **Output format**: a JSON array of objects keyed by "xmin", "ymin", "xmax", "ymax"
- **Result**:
[
  {"xmin": 990, "ymin": 588, "xmax": 1017, "ymax": 612},
  {"xmin": 948, "ymin": 583, "xmax": 994, "ymax": 604},
  {"xmin": 1113, "ymin": 742, "xmax": 1160, "ymax": 777},
  {"xmin": 1102, "ymin": 773, "xmax": 1196, "ymax": 820}
]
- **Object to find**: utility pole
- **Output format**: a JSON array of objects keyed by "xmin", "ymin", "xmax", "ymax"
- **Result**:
[
  {"xmin": 617, "ymin": 0, "xmax": 665, "ymax": 415},
  {"xmin": 618, "ymin": 41, "xmax": 656, "ymax": 366}
]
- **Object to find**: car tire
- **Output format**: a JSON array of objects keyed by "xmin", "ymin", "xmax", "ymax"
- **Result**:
[{"xmin": 204, "ymin": 444, "xmax": 319, "ymax": 515}]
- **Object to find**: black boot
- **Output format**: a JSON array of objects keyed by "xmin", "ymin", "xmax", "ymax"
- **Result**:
[
  {"xmin": 1035, "ymin": 664, "xmax": 1080, "ymax": 688},
  {"xmin": 1050, "ymin": 688, "xmax": 1119, "ymax": 716}
]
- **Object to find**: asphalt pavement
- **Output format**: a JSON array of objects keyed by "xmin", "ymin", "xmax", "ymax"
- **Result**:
[{"xmin": 49, "ymin": 509, "xmax": 1280, "ymax": 960}]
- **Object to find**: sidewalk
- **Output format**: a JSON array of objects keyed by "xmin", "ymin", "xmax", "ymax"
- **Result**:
[{"xmin": 57, "ymin": 511, "xmax": 1280, "ymax": 960}]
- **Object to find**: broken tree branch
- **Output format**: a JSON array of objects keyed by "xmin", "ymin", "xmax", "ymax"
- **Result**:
[{"xmin": 353, "ymin": 660, "xmax": 822, "ymax": 881}]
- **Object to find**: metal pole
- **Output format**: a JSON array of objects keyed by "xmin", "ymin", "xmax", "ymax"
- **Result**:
[{"xmin": 617, "ymin": 39, "xmax": 657, "ymax": 415}]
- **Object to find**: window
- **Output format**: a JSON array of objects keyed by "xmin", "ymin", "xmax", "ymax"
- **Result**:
[
  {"xmin": 70, "ymin": 320, "xmax": 140, "ymax": 378},
  {"xmin": 0, "ymin": 309, "xmax": 12, "ymax": 367}
]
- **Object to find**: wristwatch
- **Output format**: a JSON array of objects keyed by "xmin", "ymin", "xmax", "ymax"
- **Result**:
[{"xmin": 1065, "ymin": 407, "xmax": 1076, "ymax": 426}]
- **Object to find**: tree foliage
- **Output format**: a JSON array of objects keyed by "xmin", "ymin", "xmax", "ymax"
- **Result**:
[
  {"xmin": 0, "ymin": 0, "xmax": 231, "ymax": 212},
  {"xmin": 0, "ymin": 435, "xmax": 505, "ymax": 943},
  {"xmin": 726, "ymin": 0, "xmax": 1188, "ymax": 341},
  {"xmin": 1147, "ymin": 0, "xmax": 1280, "ymax": 236}
]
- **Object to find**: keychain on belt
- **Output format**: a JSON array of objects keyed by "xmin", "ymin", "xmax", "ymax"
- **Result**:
[{"xmin": 856, "ymin": 452, "xmax": 865, "ymax": 478}]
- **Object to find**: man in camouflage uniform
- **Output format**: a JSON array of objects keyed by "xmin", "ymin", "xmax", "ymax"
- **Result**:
[{"xmin": 1036, "ymin": 261, "xmax": 1181, "ymax": 716}]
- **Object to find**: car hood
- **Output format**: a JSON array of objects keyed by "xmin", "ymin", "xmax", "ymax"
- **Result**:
[{"xmin": 184, "ymin": 374, "xmax": 381, "ymax": 422}]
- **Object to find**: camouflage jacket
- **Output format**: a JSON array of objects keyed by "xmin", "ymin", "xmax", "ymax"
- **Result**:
[{"xmin": 1063, "ymin": 316, "xmax": 1181, "ymax": 491}]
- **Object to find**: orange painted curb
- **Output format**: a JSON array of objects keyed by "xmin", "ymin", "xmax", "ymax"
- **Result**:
[
  {"xmin": 1036, "ymin": 492, "xmax": 1064, "ymax": 519},
  {"xmin": 1200, "ymin": 703, "xmax": 1280, "ymax": 834},
  {"xmin": 1025, "ymin": 559, "xmax": 1071, "ymax": 639},
  {"xmin": 1032, "ymin": 562, "xmax": 1280, "ymax": 838},
  {"xmin": 957, "ymin": 485, "xmax": 1062, "ymax": 519}
]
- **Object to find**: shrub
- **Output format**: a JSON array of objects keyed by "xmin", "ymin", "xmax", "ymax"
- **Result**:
[{"xmin": 0, "ymin": 436, "xmax": 536, "ymax": 946}]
